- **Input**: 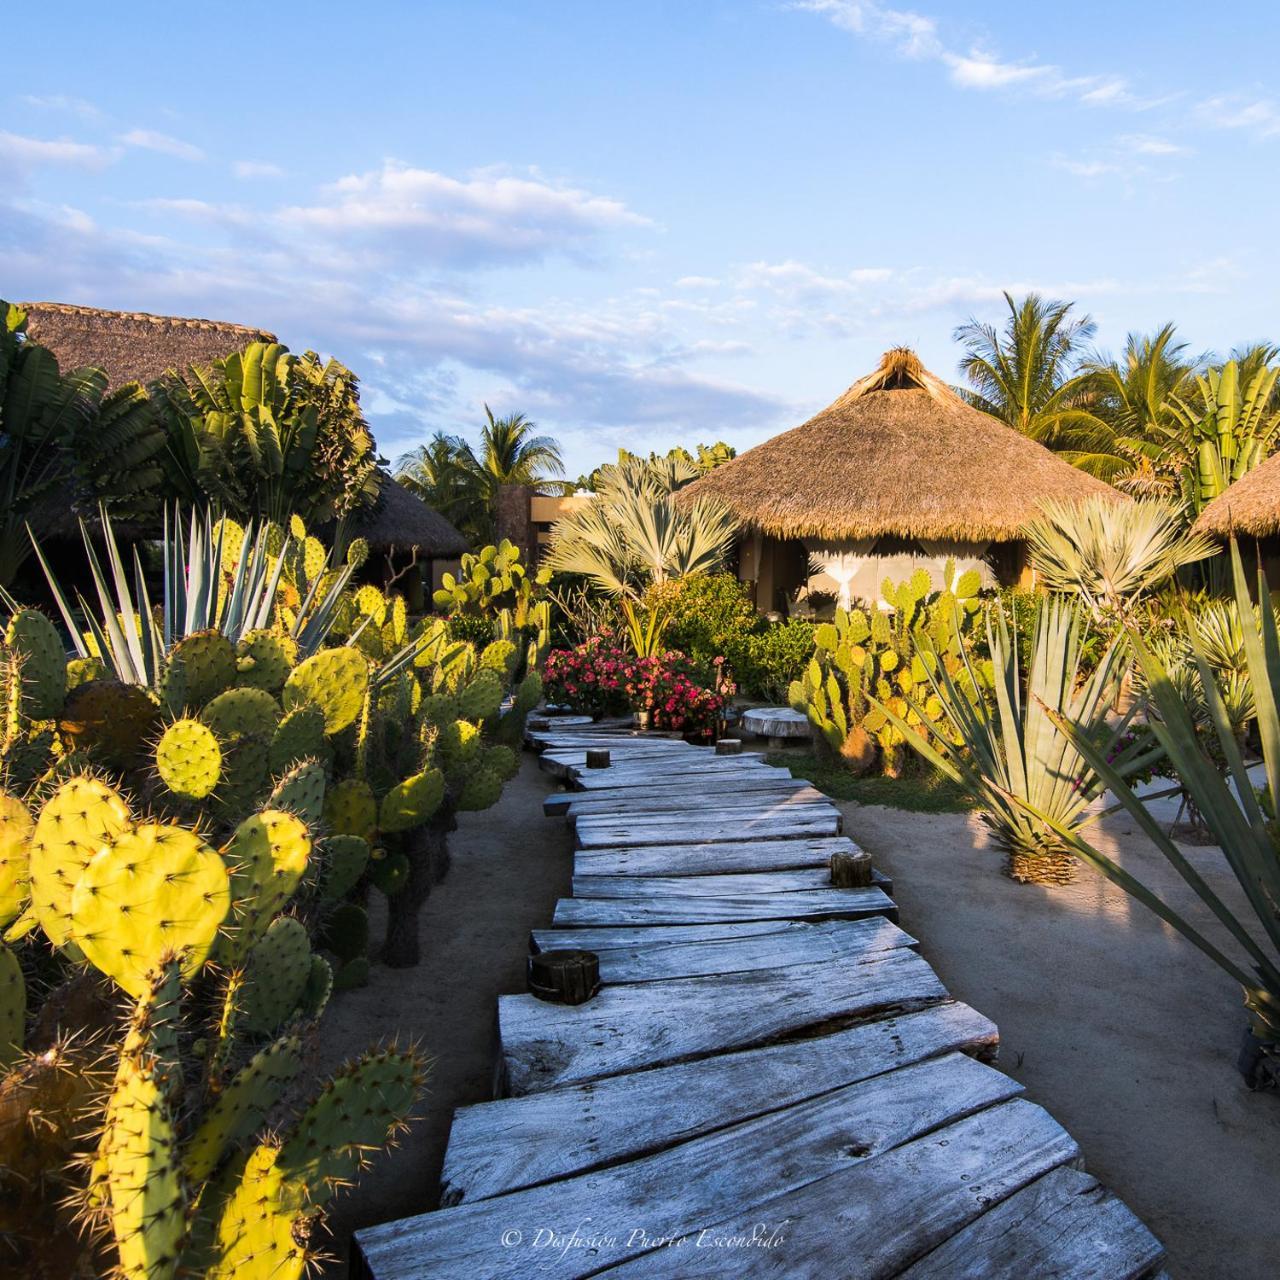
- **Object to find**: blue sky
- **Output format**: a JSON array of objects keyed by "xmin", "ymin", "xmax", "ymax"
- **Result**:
[{"xmin": 5, "ymin": 2, "xmax": 1280, "ymax": 475}]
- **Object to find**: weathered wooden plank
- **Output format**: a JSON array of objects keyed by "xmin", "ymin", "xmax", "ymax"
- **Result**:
[
  {"xmin": 569, "ymin": 759, "xmax": 790, "ymax": 790},
  {"xmin": 561, "ymin": 785, "xmax": 828, "ymax": 820},
  {"xmin": 574, "ymin": 809, "xmax": 841, "ymax": 848},
  {"xmin": 898, "ymin": 1165, "xmax": 1165, "ymax": 1280},
  {"xmin": 575, "ymin": 868, "xmax": 850, "ymax": 897},
  {"xmin": 571, "ymin": 834, "xmax": 862, "ymax": 877},
  {"xmin": 441, "ymin": 1001, "xmax": 997, "ymax": 1205},
  {"xmin": 356, "ymin": 1052, "xmax": 1020, "ymax": 1279},
  {"xmin": 582, "ymin": 916, "xmax": 915, "ymax": 983},
  {"xmin": 498, "ymin": 944, "xmax": 941, "ymax": 1093},
  {"xmin": 551, "ymin": 886, "xmax": 896, "ymax": 928},
  {"xmin": 596, "ymin": 1099, "xmax": 1081, "ymax": 1278},
  {"xmin": 531, "ymin": 918, "xmax": 860, "ymax": 952},
  {"xmin": 543, "ymin": 774, "xmax": 810, "ymax": 816}
]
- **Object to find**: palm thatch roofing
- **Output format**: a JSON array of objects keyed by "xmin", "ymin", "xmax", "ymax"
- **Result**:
[
  {"xmin": 679, "ymin": 347, "xmax": 1122, "ymax": 541},
  {"xmin": 1194, "ymin": 451, "xmax": 1280, "ymax": 539},
  {"xmin": 346, "ymin": 477, "xmax": 468, "ymax": 556},
  {"xmin": 21, "ymin": 301, "xmax": 274, "ymax": 387}
]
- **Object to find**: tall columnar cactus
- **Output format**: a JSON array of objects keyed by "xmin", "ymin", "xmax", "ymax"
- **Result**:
[{"xmin": 790, "ymin": 562, "xmax": 988, "ymax": 776}]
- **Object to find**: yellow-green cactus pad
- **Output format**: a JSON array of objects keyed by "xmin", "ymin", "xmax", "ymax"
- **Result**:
[
  {"xmin": 5, "ymin": 609, "xmax": 67, "ymax": 719},
  {"xmin": 323, "ymin": 779, "xmax": 377, "ymax": 840},
  {"xmin": 155, "ymin": 718, "xmax": 222, "ymax": 801},
  {"xmin": 282, "ymin": 648, "xmax": 368, "ymax": 734},
  {"xmin": 268, "ymin": 701, "xmax": 327, "ymax": 775},
  {"xmin": 241, "ymin": 916, "xmax": 312, "ymax": 1035},
  {"xmin": 71, "ymin": 823, "xmax": 229, "ymax": 995},
  {"xmin": 65, "ymin": 655, "xmax": 108, "ymax": 692},
  {"xmin": 378, "ymin": 769, "xmax": 444, "ymax": 833},
  {"xmin": 171, "ymin": 630, "xmax": 238, "ymax": 708},
  {"xmin": 354, "ymin": 584, "xmax": 388, "ymax": 627},
  {"xmin": 0, "ymin": 793, "xmax": 33, "ymax": 928},
  {"xmin": 438, "ymin": 719, "xmax": 482, "ymax": 771},
  {"xmin": 266, "ymin": 761, "xmax": 326, "ymax": 828},
  {"xmin": 220, "ymin": 810, "xmax": 311, "ymax": 951},
  {"xmin": 236, "ymin": 630, "xmax": 298, "ymax": 694},
  {"xmin": 203, "ymin": 1144, "xmax": 307, "ymax": 1280},
  {"xmin": 102, "ymin": 1059, "xmax": 186, "ymax": 1280},
  {"xmin": 30, "ymin": 777, "xmax": 133, "ymax": 946},
  {"xmin": 213, "ymin": 516, "xmax": 246, "ymax": 571},
  {"xmin": 58, "ymin": 680, "xmax": 159, "ymax": 768}
]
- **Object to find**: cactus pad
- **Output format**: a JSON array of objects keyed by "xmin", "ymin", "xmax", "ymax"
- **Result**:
[
  {"xmin": 220, "ymin": 810, "xmax": 311, "ymax": 952},
  {"xmin": 277, "ymin": 1047, "xmax": 424, "ymax": 1198},
  {"xmin": 458, "ymin": 668, "xmax": 503, "ymax": 721},
  {"xmin": 235, "ymin": 630, "xmax": 297, "ymax": 694},
  {"xmin": 171, "ymin": 630, "xmax": 237, "ymax": 708},
  {"xmin": 479, "ymin": 639, "xmax": 516, "ymax": 677},
  {"xmin": 213, "ymin": 517, "xmax": 247, "ymax": 572},
  {"xmin": 266, "ymin": 760, "xmax": 326, "ymax": 828},
  {"xmin": 71, "ymin": 822, "xmax": 230, "ymax": 996},
  {"xmin": 29, "ymin": 777, "xmax": 133, "ymax": 946},
  {"xmin": 154, "ymin": 719, "xmax": 222, "ymax": 801},
  {"xmin": 0, "ymin": 943, "xmax": 25, "ymax": 1068},
  {"xmin": 333, "ymin": 956, "xmax": 371, "ymax": 991},
  {"xmin": 378, "ymin": 769, "xmax": 444, "ymax": 833},
  {"xmin": 438, "ymin": 719, "xmax": 482, "ymax": 773},
  {"xmin": 283, "ymin": 648, "xmax": 368, "ymax": 734},
  {"xmin": 202, "ymin": 1143, "xmax": 308, "ymax": 1280},
  {"xmin": 0, "ymin": 792, "xmax": 32, "ymax": 928},
  {"xmin": 345, "ymin": 537, "xmax": 370, "ymax": 571},
  {"xmin": 65, "ymin": 655, "xmax": 108, "ymax": 691},
  {"xmin": 268, "ymin": 701, "xmax": 327, "ymax": 775},
  {"xmin": 300, "ymin": 954, "xmax": 333, "ymax": 1019},
  {"xmin": 242, "ymin": 916, "xmax": 313, "ymax": 1035},
  {"xmin": 485, "ymin": 745, "xmax": 519, "ymax": 781},
  {"xmin": 183, "ymin": 1032, "xmax": 304, "ymax": 1185},
  {"xmin": 368, "ymin": 850, "xmax": 409, "ymax": 897},
  {"xmin": 457, "ymin": 765, "xmax": 503, "ymax": 812},
  {"xmin": 514, "ymin": 670, "xmax": 543, "ymax": 714},
  {"xmin": 317, "ymin": 835, "xmax": 370, "ymax": 902},
  {"xmin": 5, "ymin": 609, "xmax": 66, "ymax": 720},
  {"xmin": 354, "ymin": 584, "xmax": 388, "ymax": 627},
  {"xmin": 58, "ymin": 680, "xmax": 159, "ymax": 768},
  {"xmin": 323, "ymin": 779, "xmax": 377, "ymax": 840},
  {"xmin": 202, "ymin": 687, "xmax": 282, "ymax": 743}
]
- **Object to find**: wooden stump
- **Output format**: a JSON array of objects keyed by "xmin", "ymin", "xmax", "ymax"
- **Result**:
[
  {"xmin": 585, "ymin": 748, "xmax": 611, "ymax": 769},
  {"xmin": 716, "ymin": 738, "xmax": 743, "ymax": 756},
  {"xmin": 831, "ymin": 849, "xmax": 873, "ymax": 888},
  {"xmin": 528, "ymin": 950, "xmax": 600, "ymax": 1005},
  {"xmin": 528, "ymin": 715, "xmax": 551, "ymax": 731}
]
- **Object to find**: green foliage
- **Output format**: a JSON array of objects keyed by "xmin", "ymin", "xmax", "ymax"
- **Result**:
[
  {"xmin": 434, "ymin": 539, "xmax": 550, "ymax": 618},
  {"xmin": 1020, "ymin": 542, "xmax": 1280, "ymax": 1050},
  {"xmin": 789, "ymin": 563, "xmax": 987, "ymax": 776}
]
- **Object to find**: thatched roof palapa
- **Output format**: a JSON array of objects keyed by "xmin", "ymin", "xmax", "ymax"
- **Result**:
[
  {"xmin": 21, "ymin": 301, "xmax": 274, "ymax": 388},
  {"xmin": 1194, "ymin": 450, "xmax": 1280, "ymax": 539},
  {"xmin": 347, "ymin": 478, "xmax": 468, "ymax": 557},
  {"xmin": 679, "ymin": 347, "xmax": 1121, "ymax": 542}
]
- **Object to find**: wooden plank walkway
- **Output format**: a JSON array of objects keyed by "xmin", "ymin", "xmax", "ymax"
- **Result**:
[{"xmin": 354, "ymin": 724, "xmax": 1165, "ymax": 1279}]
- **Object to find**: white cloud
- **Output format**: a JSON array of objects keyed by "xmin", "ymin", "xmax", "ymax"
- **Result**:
[
  {"xmin": 20, "ymin": 94, "xmax": 102, "ymax": 119},
  {"xmin": 233, "ymin": 160, "xmax": 285, "ymax": 179},
  {"xmin": 1116, "ymin": 133, "xmax": 1187, "ymax": 155},
  {"xmin": 737, "ymin": 259, "xmax": 893, "ymax": 301},
  {"xmin": 119, "ymin": 129, "xmax": 206, "ymax": 162},
  {"xmin": 1196, "ymin": 96, "xmax": 1280, "ymax": 139},
  {"xmin": 1051, "ymin": 155, "xmax": 1122, "ymax": 178},
  {"xmin": 674, "ymin": 274, "xmax": 721, "ymax": 288},
  {"xmin": 0, "ymin": 130, "xmax": 116, "ymax": 170}
]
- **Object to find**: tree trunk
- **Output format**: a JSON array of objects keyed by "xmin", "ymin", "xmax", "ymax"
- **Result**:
[{"xmin": 381, "ymin": 820, "xmax": 452, "ymax": 968}]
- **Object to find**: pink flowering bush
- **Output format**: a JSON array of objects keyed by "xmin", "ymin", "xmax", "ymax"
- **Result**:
[{"xmin": 543, "ymin": 637, "xmax": 735, "ymax": 733}]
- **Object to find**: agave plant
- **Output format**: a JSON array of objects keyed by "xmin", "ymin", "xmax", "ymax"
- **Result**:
[
  {"xmin": 18, "ymin": 508, "xmax": 356, "ymax": 691},
  {"xmin": 872, "ymin": 596, "xmax": 1160, "ymax": 885},
  {"xmin": 1022, "ymin": 496, "xmax": 1217, "ymax": 619},
  {"xmin": 1024, "ymin": 542, "xmax": 1280, "ymax": 1077},
  {"xmin": 545, "ymin": 455, "xmax": 739, "ymax": 598}
]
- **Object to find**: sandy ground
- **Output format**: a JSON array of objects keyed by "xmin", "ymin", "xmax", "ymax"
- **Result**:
[
  {"xmin": 315, "ymin": 755, "xmax": 570, "ymax": 1273},
  {"xmin": 845, "ymin": 799, "xmax": 1280, "ymax": 1280}
]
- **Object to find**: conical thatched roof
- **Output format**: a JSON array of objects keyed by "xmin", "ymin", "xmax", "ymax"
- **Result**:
[
  {"xmin": 21, "ymin": 301, "xmax": 274, "ymax": 388},
  {"xmin": 1194, "ymin": 451, "xmax": 1280, "ymax": 538},
  {"xmin": 679, "ymin": 347, "xmax": 1121, "ymax": 541},
  {"xmin": 346, "ymin": 477, "xmax": 468, "ymax": 556}
]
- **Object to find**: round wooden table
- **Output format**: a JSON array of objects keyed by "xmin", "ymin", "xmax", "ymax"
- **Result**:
[{"xmin": 741, "ymin": 706, "xmax": 811, "ymax": 749}]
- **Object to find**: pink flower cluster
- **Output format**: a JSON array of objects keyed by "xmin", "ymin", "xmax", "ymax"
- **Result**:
[{"xmin": 543, "ymin": 635, "xmax": 735, "ymax": 733}]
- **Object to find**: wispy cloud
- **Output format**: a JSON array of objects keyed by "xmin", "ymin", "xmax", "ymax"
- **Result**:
[
  {"xmin": 119, "ymin": 128, "xmax": 205, "ymax": 162},
  {"xmin": 1116, "ymin": 133, "xmax": 1188, "ymax": 156},
  {"xmin": 20, "ymin": 94, "xmax": 102, "ymax": 119},
  {"xmin": 0, "ymin": 130, "xmax": 116, "ymax": 170},
  {"xmin": 233, "ymin": 159, "xmax": 285, "ymax": 179},
  {"xmin": 1196, "ymin": 96, "xmax": 1280, "ymax": 139}
]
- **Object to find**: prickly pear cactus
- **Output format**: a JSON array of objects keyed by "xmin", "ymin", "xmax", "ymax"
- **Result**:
[
  {"xmin": 0, "ymin": 791, "xmax": 32, "ymax": 927},
  {"xmin": 235, "ymin": 630, "xmax": 297, "ymax": 694},
  {"xmin": 58, "ymin": 680, "xmax": 159, "ymax": 768},
  {"xmin": 268, "ymin": 702, "xmax": 327, "ymax": 775},
  {"xmin": 171, "ymin": 630, "xmax": 238, "ymax": 708},
  {"xmin": 4, "ymin": 609, "xmax": 66, "ymax": 720},
  {"xmin": 324, "ymin": 779, "xmax": 378, "ymax": 840},
  {"xmin": 219, "ymin": 810, "xmax": 311, "ymax": 956},
  {"xmin": 241, "ymin": 916, "xmax": 313, "ymax": 1035},
  {"xmin": 283, "ymin": 648, "xmax": 369, "ymax": 734},
  {"xmin": 154, "ymin": 718, "xmax": 223, "ymax": 801},
  {"xmin": 266, "ymin": 760, "xmax": 327, "ymax": 828}
]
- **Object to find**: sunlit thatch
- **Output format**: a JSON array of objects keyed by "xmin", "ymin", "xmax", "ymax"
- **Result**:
[{"xmin": 1194, "ymin": 450, "xmax": 1280, "ymax": 538}]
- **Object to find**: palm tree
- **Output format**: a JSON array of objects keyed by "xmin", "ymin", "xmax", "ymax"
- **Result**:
[
  {"xmin": 545, "ymin": 455, "xmax": 739, "ymax": 598},
  {"xmin": 1084, "ymin": 324, "xmax": 1206, "ymax": 494},
  {"xmin": 395, "ymin": 432, "xmax": 488, "ymax": 542},
  {"xmin": 955, "ymin": 292, "xmax": 1119, "ymax": 477},
  {"xmin": 475, "ymin": 406, "xmax": 564, "ymax": 487}
]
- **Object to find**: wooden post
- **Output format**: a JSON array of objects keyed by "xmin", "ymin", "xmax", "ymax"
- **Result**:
[
  {"xmin": 585, "ymin": 748, "xmax": 611, "ymax": 769},
  {"xmin": 830, "ymin": 849, "xmax": 873, "ymax": 888},
  {"xmin": 528, "ymin": 950, "xmax": 600, "ymax": 1005},
  {"xmin": 716, "ymin": 738, "xmax": 743, "ymax": 756}
]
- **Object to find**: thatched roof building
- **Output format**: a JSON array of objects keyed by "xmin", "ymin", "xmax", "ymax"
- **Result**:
[
  {"xmin": 1194, "ymin": 451, "xmax": 1280, "ymax": 539},
  {"xmin": 681, "ymin": 347, "xmax": 1118, "ymax": 542},
  {"xmin": 680, "ymin": 347, "xmax": 1122, "ymax": 612},
  {"xmin": 21, "ymin": 301, "xmax": 274, "ymax": 387},
  {"xmin": 350, "ymin": 477, "xmax": 468, "ymax": 557}
]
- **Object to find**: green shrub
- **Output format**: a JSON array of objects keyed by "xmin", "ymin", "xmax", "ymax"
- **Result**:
[
  {"xmin": 725, "ymin": 619, "xmax": 816, "ymax": 702},
  {"xmin": 646, "ymin": 573, "xmax": 758, "ymax": 663}
]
